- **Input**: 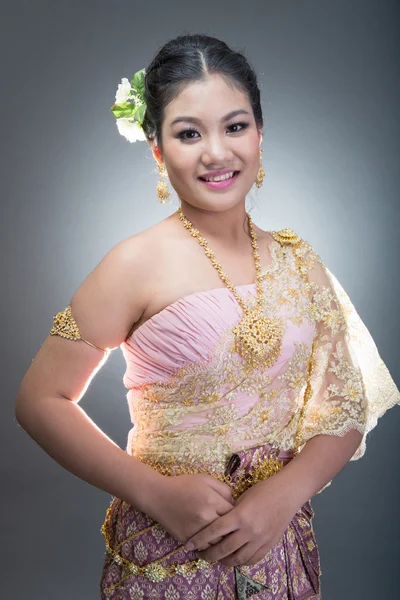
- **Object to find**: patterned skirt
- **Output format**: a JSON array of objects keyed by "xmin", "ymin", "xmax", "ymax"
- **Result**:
[{"xmin": 100, "ymin": 443, "xmax": 322, "ymax": 599}]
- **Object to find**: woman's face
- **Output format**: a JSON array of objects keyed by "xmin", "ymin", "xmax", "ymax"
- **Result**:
[{"xmin": 153, "ymin": 73, "xmax": 262, "ymax": 213}]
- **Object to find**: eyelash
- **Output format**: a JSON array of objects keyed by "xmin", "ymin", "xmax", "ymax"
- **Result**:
[{"xmin": 176, "ymin": 121, "xmax": 250, "ymax": 140}]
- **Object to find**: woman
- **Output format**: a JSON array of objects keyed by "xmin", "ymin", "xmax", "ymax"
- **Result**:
[{"xmin": 15, "ymin": 34, "xmax": 400, "ymax": 599}]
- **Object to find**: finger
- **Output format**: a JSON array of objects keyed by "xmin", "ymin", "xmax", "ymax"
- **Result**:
[
  {"xmin": 241, "ymin": 535, "xmax": 284, "ymax": 567},
  {"xmin": 206, "ymin": 477, "xmax": 234, "ymax": 504},
  {"xmin": 219, "ymin": 541, "xmax": 255, "ymax": 567},
  {"xmin": 197, "ymin": 529, "xmax": 247, "ymax": 563},
  {"xmin": 184, "ymin": 512, "xmax": 237, "ymax": 552},
  {"xmin": 198, "ymin": 534, "xmax": 225, "ymax": 550},
  {"xmin": 240, "ymin": 543, "xmax": 270, "ymax": 567},
  {"xmin": 216, "ymin": 501, "xmax": 235, "ymax": 517}
]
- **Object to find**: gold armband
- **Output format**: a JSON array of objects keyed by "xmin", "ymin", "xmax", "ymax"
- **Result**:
[{"xmin": 50, "ymin": 305, "xmax": 108, "ymax": 353}]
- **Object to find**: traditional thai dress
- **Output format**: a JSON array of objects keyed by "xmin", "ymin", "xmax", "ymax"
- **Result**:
[{"xmin": 98, "ymin": 230, "xmax": 400, "ymax": 599}]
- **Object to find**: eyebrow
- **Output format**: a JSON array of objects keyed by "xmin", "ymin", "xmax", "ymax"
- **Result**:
[{"xmin": 169, "ymin": 109, "xmax": 251, "ymax": 127}]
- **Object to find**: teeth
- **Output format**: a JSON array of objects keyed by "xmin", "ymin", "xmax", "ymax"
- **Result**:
[{"xmin": 203, "ymin": 171, "xmax": 235, "ymax": 182}]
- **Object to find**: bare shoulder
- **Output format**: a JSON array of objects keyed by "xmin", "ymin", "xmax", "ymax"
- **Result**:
[
  {"xmin": 118, "ymin": 213, "xmax": 183, "ymax": 280},
  {"xmin": 124, "ymin": 211, "xmax": 190, "ymax": 273},
  {"xmin": 68, "ymin": 217, "xmax": 176, "ymax": 346}
]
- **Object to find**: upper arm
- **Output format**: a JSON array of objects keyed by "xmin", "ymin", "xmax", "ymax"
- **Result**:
[{"xmin": 16, "ymin": 236, "xmax": 149, "ymax": 408}]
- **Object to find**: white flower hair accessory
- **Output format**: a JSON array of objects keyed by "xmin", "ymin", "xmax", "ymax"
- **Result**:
[{"xmin": 110, "ymin": 69, "xmax": 147, "ymax": 143}]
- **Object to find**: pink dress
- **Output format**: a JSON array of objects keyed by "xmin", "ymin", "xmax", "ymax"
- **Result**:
[{"xmin": 100, "ymin": 233, "xmax": 400, "ymax": 599}]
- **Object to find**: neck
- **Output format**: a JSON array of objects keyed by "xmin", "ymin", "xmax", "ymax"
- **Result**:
[{"xmin": 176, "ymin": 201, "xmax": 252, "ymax": 247}]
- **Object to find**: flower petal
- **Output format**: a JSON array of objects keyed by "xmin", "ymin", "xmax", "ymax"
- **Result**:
[
  {"xmin": 116, "ymin": 118, "xmax": 146, "ymax": 143},
  {"xmin": 115, "ymin": 77, "xmax": 132, "ymax": 103}
]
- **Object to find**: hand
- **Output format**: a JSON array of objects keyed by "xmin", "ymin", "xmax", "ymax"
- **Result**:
[
  {"xmin": 146, "ymin": 473, "xmax": 236, "ymax": 546},
  {"xmin": 183, "ymin": 475, "xmax": 296, "ymax": 567}
]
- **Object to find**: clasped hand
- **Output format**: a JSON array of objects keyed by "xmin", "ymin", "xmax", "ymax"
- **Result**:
[{"xmin": 184, "ymin": 475, "xmax": 296, "ymax": 568}]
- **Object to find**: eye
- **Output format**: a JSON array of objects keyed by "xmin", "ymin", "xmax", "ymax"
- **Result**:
[
  {"xmin": 229, "ymin": 121, "xmax": 249, "ymax": 134},
  {"xmin": 176, "ymin": 121, "xmax": 250, "ymax": 141},
  {"xmin": 177, "ymin": 127, "xmax": 199, "ymax": 140}
]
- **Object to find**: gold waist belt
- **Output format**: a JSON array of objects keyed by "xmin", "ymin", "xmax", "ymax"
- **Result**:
[{"xmin": 100, "ymin": 453, "xmax": 286, "ymax": 586}]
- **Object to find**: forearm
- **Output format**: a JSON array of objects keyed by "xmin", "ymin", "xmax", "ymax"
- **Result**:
[
  {"xmin": 269, "ymin": 429, "xmax": 363, "ymax": 514},
  {"xmin": 15, "ymin": 396, "xmax": 163, "ymax": 513}
]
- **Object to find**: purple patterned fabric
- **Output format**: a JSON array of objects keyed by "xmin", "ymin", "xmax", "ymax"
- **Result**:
[{"xmin": 100, "ymin": 443, "xmax": 321, "ymax": 599}]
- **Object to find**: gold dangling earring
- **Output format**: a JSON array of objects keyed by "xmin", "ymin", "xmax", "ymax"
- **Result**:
[
  {"xmin": 156, "ymin": 162, "xmax": 172, "ymax": 204},
  {"xmin": 255, "ymin": 149, "xmax": 265, "ymax": 188}
]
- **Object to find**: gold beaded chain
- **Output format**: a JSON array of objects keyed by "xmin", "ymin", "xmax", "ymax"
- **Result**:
[
  {"xmin": 177, "ymin": 207, "xmax": 286, "ymax": 373},
  {"xmin": 100, "ymin": 221, "xmax": 318, "ymax": 587},
  {"xmin": 174, "ymin": 212, "xmax": 316, "ymax": 455}
]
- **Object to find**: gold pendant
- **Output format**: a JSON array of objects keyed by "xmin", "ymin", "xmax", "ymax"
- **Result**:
[
  {"xmin": 50, "ymin": 305, "xmax": 81, "ymax": 341},
  {"xmin": 232, "ymin": 307, "xmax": 285, "ymax": 371}
]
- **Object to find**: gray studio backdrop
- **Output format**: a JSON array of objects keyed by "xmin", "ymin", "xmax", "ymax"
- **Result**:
[{"xmin": 2, "ymin": 1, "xmax": 399, "ymax": 598}]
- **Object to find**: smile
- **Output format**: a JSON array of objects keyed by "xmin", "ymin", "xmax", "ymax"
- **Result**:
[{"xmin": 198, "ymin": 171, "xmax": 240, "ymax": 189}]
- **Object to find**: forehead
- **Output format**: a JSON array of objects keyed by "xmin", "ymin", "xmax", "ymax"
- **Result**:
[{"xmin": 164, "ymin": 74, "xmax": 251, "ymax": 122}]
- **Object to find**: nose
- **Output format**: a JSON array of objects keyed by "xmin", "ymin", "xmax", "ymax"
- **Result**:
[{"xmin": 201, "ymin": 135, "xmax": 234, "ymax": 166}]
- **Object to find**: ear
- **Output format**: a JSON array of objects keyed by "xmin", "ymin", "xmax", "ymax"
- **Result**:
[
  {"xmin": 151, "ymin": 141, "xmax": 163, "ymax": 165},
  {"xmin": 257, "ymin": 127, "xmax": 263, "ymax": 146}
]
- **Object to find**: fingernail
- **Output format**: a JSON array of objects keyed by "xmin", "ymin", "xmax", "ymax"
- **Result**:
[{"xmin": 184, "ymin": 542, "xmax": 195, "ymax": 551}]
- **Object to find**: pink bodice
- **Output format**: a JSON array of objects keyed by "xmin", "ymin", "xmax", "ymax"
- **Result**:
[{"xmin": 118, "ymin": 235, "xmax": 400, "ymax": 480}]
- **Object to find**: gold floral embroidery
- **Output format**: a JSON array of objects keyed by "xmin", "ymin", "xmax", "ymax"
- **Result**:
[
  {"xmin": 126, "ymin": 240, "xmax": 314, "ymax": 473},
  {"xmin": 277, "ymin": 341, "xmax": 311, "ymax": 391},
  {"xmin": 123, "ymin": 234, "xmax": 400, "ymax": 481}
]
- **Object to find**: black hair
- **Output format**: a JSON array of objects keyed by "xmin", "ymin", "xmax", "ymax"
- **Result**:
[{"xmin": 141, "ymin": 32, "xmax": 263, "ymax": 152}]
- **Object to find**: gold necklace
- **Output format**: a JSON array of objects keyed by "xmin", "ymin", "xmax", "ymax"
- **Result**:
[{"xmin": 177, "ymin": 207, "xmax": 285, "ymax": 372}]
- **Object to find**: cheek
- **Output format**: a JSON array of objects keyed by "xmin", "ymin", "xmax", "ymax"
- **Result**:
[
  {"xmin": 165, "ymin": 161, "xmax": 196, "ymax": 192},
  {"xmin": 237, "ymin": 136, "xmax": 261, "ymax": 169},
  {"xmin": 242, "ymin": 148, "xmax": 261, "ymax": 175},
  {"xmin": 170, "ymin": 158, "xmax": 198, "ymax": 182},
  {"xmin": 251, "ymin": 149, "xmax": 262, "ymax": 174}
]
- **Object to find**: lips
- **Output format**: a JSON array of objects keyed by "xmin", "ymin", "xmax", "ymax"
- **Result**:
[{"xmin": 198, "ymin": 171, "xmax": 240, "ymax": 189}]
